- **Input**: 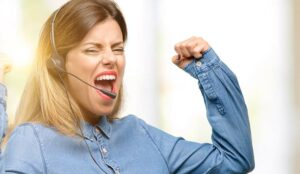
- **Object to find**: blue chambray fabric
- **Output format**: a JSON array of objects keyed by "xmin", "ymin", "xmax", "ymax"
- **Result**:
[
  {"xmin": 0, "ymin": 84, "xmax": 7, "ymax": 143},
  {"xmin": 0, "ymin": 48, "xmax": 254, "ymax": 174},
  {"xmin": 0, "ymin": 84, "xmax": 7, "ymax": 174}
]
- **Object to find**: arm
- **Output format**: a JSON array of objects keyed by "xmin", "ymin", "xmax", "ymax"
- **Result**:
[
  {"xmin": 0, "ymin": 63, "xmax": 9, "ymax": 143},
  {"xmin": 0, "ymin": 54, "xmax": 12, "ymax": 173},
  {"xmin": 0, "ymin": 57, "xmax": 44, "ymax": 173},
  {"xmin": 0, "ymin": 54, "xmax": 12, "ymax": 144},
  {"xmin": 141, "ymin": 37, "xmax": 254, "ymax": 173},
  {"xmin": 0, "ymin": 84, "xmax": 8, "ymax": 173}
]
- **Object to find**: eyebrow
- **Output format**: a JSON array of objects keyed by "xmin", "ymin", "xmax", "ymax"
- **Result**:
[{"xmin": 83, "ymin": 41, "xmax": 124, "ymax": 48}]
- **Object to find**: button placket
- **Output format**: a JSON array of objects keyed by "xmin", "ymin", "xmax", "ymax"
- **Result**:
[
  {"xmin": 101, "ymin": 146, "xmax": 108, "ymax": 156},
  {"xmin": 196, "ymin": 60, "xmax": 202, "ymax": 67},
  {"xmin": 93, "ymin": 127, "xmax": 103, "ymax": 141},
  {"xmin": 84, "ymin": 137, "xmax": 111, "ymax": 174},
  {"xmin": 115, "ymin": 168, "xmax": 120, "ymax": 174},
  {"xmin": 98, "ymin": 139, "xmax": 121, "ymax": 174},
  {"xmin": 95, "ymin": 127, "xmax": 100, "ymax": 134},
  {"xmin": 91, "ymin": 125, "xmax": 120, "ymax": 174},
  {"xmin": 97, "ymin": 138, "xmax": 109, "ymax": 159}
]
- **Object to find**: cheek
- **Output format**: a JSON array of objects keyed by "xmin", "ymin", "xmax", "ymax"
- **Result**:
[
  {"xmin": 65, "ymin": 52, "xmax": 93, "ymax": 102},
  {"xmin": 67, "ymin": 75, "xmax": 86, "ymax": 102},
  {"xmin": 117, "ymin": 57, "xmax": 126, "ymax": 79},
  {"xmin": 66, "ymin": 49, "xmax": 95, "ymax": 76}
]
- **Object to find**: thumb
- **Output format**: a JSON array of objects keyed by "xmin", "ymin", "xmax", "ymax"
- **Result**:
[{"xmin": 171, "ymin": 55, "xmax": 192, "ymax": 69}]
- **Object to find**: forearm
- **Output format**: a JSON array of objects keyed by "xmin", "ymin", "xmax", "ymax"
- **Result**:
[
  {"xmin": 0, "ymin": 83, "xmax": 7, "ymax": 173},
  {"xmin": 0, "ymin": 83, "xmax": 7, "ymax": 143},
  {"xmin": 184, "ymin": 48, "xmax": 254, "ymax": 173}
]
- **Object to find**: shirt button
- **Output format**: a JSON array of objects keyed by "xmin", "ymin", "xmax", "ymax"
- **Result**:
[
  {"xmin": 95, "ymin": 127, "xmax": 101, "ymax": 134},
  {"xmin": 196, "ymin": 61, "xmax": 202, "ymax": 67},
  {"xmin": 101, "ymin": 147, "xmax": 108, "ymax": 155}
]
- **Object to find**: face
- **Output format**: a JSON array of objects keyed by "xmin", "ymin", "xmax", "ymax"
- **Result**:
[{"xmin": 65, "ymin": 19, "xmax": 125, "ymax": 124}]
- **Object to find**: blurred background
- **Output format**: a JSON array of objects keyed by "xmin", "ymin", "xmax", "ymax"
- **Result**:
[{"xmin": 0, "ymin": 0, "xmax": 299, "ymax": 173}]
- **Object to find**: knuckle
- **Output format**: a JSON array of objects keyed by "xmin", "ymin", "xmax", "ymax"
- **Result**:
[
  {"xmin": 179, "ymin": 43, "xmax": 186, "ymax": 49},
  {"xmin": 192, "ymin": 48, "xmax": 199, "ymax": 54},
  {"xmin": 174, "ymin": 43, "xmax": 180, "ymax": 50},
  {"xmin": 196, "ymin": 37, "xmax": 204, "ymax": 42},
  {"xmin": 186, "ymin": 43, "xmax": 193, "ymax": 49}
]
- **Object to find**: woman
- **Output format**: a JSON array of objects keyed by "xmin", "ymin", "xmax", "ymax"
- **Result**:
[{"xmin": 0, "ymin": 0, "xmax": 254, "ymax": 173}]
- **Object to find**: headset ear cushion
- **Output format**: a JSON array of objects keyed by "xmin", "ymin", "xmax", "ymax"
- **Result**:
[
  {"xmin": 52, "ymin": 57, "xmax": 61, "ymax": 67},
  {"xmin": 47, "ymin": 56, "xmax": 64, "ymax": 71}
]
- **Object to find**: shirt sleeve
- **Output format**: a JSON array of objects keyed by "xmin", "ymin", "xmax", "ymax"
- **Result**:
[
  {"xmin": 139, "ymin": 48, "xmax": 255, "ymax": 174},
  {"xmin": 3, "ymin": 124, "xmax": 46, "ymax": 173},
  {"xmin": 0, "ymin": 83, "xmax": 8, "ymax": 173},
  {"xmin": 0, "ymin": 83, "xmax": 8, "ymax": 144}
]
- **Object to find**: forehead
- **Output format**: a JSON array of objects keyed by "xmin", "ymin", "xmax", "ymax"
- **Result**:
[{"xmin": 80, "ymin": 19, "xmax": 123, "ymax": 44}]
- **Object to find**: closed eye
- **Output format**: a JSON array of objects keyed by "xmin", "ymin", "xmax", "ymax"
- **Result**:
[
  {"xmin": 113, "ymin": 48, "xmax": 124, "ymax": 55},
  {"xmin": 83, "ymin": 49, "xmax": 99, "ymax": 55}
]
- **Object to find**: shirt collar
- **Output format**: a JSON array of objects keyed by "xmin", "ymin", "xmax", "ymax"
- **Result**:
[{"xmin": 81, "ymin": 116, "xmax": 111, "ymax": 140}]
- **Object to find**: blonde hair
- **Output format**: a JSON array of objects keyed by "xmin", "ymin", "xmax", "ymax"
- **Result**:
[{"xmin": 11, "ymin": 0, "xmax": 127, "ymax": 136}]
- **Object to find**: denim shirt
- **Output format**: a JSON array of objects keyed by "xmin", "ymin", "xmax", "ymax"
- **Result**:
[{"xmin": 0, "ymin": 48, "xmax": 254, "ymax": 174}]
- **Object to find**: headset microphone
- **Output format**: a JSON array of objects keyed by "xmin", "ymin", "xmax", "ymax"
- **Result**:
[
  {"xmin": 51, "ymin": 59, "xmax": 117, "ymax": 99},
  {"xmin": 49, "ymin": 8, "xmax": 116, "ymax": 99}
]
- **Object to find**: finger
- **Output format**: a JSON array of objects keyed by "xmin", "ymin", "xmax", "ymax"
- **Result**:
[
  {"xmin": 192, "ymin": 44, "xmax": 206, "ymax": 59},
  {"xmin": 4, "ymin": 64, "xmax": 12, "ymax": 73},
  {"xmin": 172, "ymin": 55, "xmax": 182, "ymax": 67},
  {"xmin": 185, "ymin": 38, "xmax": 202, "ymax": 58},
  {"xmin": 174, "ymin": 43, "xmax": 182, "ymax": 56},
  {"xmin": 175, "ymin": 39, "xmax": 193, "ymax": 58},
  {"xmin": 179, "ymin": 36, "xmax": 204, "ymax": 58},
  {"xmin": 194, "ymin": 37, "xmax": 210, "ymax": 53},
  {"xmin": 172, "ymin": 55, "xmax": 194, "ymax": 69},
  {"xmin": 0, "ymin": 53, "xmax": 13, "ymax": 73},
  {"xmin": 179, "ymin": 42, "xmax": 192, "ymax": 58},
  {"xmin": 190, "ymin": 39, "xmax": 210, "ymax": 58},
  {"xmin": 174, "ymin": 36, "xmax": 210, "ymax": 63}
]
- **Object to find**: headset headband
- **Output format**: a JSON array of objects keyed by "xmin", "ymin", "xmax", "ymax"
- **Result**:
[{"xmin": 50, "ymin": 7, "xmax": 63, "ymax": 57}]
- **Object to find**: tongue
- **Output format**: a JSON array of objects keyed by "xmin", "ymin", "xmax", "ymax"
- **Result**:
[{"xmin": 95, "ymin": 81, "xmax": 112, "ymax": 92}]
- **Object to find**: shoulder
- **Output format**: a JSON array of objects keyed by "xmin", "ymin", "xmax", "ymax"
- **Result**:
[
  {"xmin": 5, "ymin": 122, "xmax": 55, "ymax": 153},
  {"xmin": 4, "ymin": 123, "xmax": 42, "ymax": 159},
  {"xmin": 111, "ymin": 115, "xmax": 173, "ymax": 140},
  {"xmin": 112, "ymin": 115, "xmax": 147, "ymax": 130},
  {"xmin": 110, "ymin": 115, "xmax": 153, "ymax": 138},
  {"xmin": 9, "ymin": 123, "xmax": 40, "ymax": 140},
  {"xmin": 114, "ymin": 114, "xmax": 143, "ymax": 123},
  {"xmin": 9, "ymin": 122, "xmax": 56, "ymax": 140},
  {"xmin": 6, "ymin": 122, "xmax": 63, "ymax": 151},
  {"xmin": 4, "ymin": 123, "xmax": 47, "ymax": 172}
]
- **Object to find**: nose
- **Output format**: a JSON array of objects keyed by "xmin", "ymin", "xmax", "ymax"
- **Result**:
[{"xmin": 101, "ymin": 49, "xmax": 117, "ymax": 67}]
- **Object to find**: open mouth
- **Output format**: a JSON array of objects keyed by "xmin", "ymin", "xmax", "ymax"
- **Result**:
[{"xmin": 94, "ymin": 72, "xmax": 117, "ymax": 99}]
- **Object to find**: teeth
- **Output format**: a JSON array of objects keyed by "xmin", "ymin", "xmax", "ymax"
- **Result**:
[{"xmin": 96, "ymin": 75, "xmax": 116, "ymax": 81}]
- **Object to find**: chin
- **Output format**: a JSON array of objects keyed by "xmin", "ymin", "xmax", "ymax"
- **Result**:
[{"xmin": 96, "ymin": 107, "xmax": 114, "ymax": 116}]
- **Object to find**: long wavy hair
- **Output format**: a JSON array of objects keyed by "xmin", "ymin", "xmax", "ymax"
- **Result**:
[{"xmin": 12, "ymin": 0, "xmax": 127, "ymax": 136}]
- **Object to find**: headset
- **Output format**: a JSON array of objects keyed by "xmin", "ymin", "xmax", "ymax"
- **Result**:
[
  {"xmin": 49, "ymin": 7, "xmax": 116, "ymax": 174},
  {"xmin": 49, "ymin": 7, "xmax": 64, "ymax": 71}
]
